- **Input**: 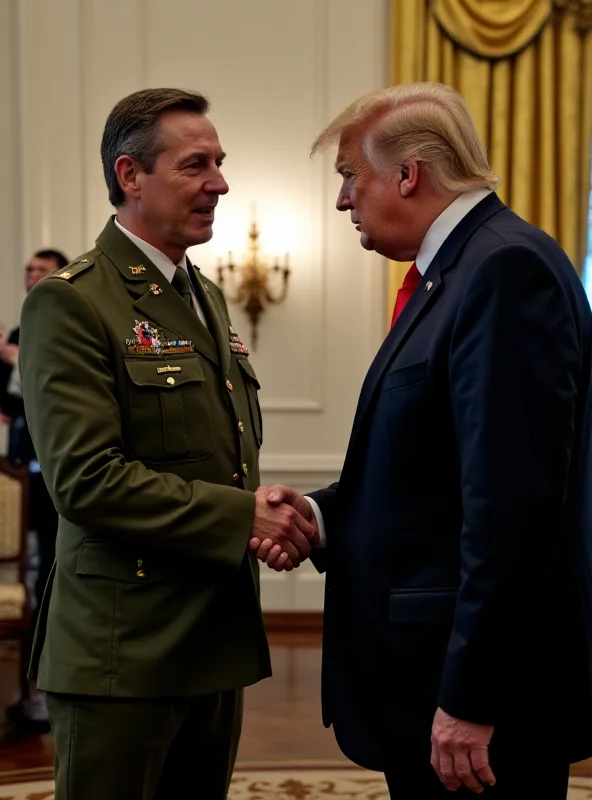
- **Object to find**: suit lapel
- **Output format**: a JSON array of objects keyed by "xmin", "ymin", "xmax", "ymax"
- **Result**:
[
  {"xmin": 347, "ymin": 268, "xmax": 443, "ymax": 451},
  {"xmin": 96, "ymin": 218, "xmax": 219, "ymax": 365},
  {"xmin": 342, "ymin": 193, "xmax": 507, "ymax": 476}
]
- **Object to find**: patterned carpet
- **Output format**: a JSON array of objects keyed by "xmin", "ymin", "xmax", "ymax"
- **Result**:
[{"xmin": 1, "ymin": 765, "xmax": 592, "ymax": 799}]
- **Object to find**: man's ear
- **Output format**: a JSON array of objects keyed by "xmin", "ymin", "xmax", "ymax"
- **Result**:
[
  {"xmin": 114, "ymin": 155, "xmax": 142, "ymax": 201},
  {"xmin": 399, "ymin": 160, "xmax": 420, "ymax": 198}
]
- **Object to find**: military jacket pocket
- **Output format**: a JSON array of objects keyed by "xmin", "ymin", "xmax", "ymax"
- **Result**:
[
  {"xmin": 124, "ymin": 353, "xmax": 215, "ymax": 462},
  {"xmin": 236, "ymin": 356, "xmax": 263, "ymax": 446},
  {"xmin": 76, "ymin": 540, "xmax": 167, "ymax": 584}
]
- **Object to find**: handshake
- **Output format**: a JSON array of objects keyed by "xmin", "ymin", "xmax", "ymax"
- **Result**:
[{"xmin": 248, "ymin": 485, "xmax": 320, "ymax": 571}]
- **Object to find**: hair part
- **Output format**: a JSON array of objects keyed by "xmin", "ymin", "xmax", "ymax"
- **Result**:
[
  {"xmin": 33, "ymin": 249, "xmax": 69, "ymax": 270},
  {"xmin": 312, "ymin": 82, "xmax": 500, "ymax": 194},
  {"xmin": 101, "ymin": 88, "xmax": 210, "ymax": 207}
]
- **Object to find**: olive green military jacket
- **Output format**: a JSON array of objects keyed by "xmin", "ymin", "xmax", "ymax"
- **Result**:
[{"xmin": 19, "ymin": 218, "xmax": 271, "ymax": 697}]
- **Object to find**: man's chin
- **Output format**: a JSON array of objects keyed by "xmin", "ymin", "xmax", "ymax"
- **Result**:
[
  {"xmin": 187, "ymin": 225, "xmax": 214, "ymax": 246},
  {"xmin": 360, "ymin": 232, "xmax": 376, "ymax": 251}
]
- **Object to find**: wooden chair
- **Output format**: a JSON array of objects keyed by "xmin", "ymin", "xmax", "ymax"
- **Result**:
[{"xmin": 0, "ymin": 457, "xmax": 30, "ymax": 701}]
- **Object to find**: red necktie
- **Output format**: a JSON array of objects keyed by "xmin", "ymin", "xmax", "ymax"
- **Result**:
[{"xmin": 390, "ymin": 262, "xmax": 422, "ymax": 328}]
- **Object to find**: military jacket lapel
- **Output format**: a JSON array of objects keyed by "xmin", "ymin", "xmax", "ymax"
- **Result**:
[
  {"xmin": 187, "ymin": 260, "xmax": 232, "ymax": 377},
  {"xmin": 96, "ymin": 218, "xmax": 219, "ymax": 365}
]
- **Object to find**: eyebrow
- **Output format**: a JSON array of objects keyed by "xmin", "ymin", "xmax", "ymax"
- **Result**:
[{"xmin": 180, "ymin": 150, "xmax": 227, "ymax": 165}]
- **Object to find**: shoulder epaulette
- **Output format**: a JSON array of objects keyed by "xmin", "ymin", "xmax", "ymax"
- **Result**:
[{"xmin": 51, "ymin": 255, "xmax": 95, "ymax": 282}]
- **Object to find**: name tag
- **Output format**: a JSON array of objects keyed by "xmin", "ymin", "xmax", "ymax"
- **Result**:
[{"xmin": 156, "ymin": 366, "xmax": 182, "ymax": 374}]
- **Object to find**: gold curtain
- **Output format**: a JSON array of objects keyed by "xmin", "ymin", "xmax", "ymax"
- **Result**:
[{"xmin": 387, "ymin": 0, "xmax": 592, "ymax": 320}]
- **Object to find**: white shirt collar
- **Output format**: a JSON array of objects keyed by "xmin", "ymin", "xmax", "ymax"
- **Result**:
[
  {"xmin": 415, "ymin": 189, "xmax": 493, "ymax": 275},
  {"xmin": 114, "ymin": 217, "xmax": 187, "ymax": 282}
]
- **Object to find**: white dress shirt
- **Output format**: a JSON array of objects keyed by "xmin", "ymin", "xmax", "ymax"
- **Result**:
[
  {"xmin": 114, "ymin": 217, "xmax": 208, "ymax": 327},
  {"xmin": 306, "ymin": 188, "xmax": 494, "ymax": 548}
]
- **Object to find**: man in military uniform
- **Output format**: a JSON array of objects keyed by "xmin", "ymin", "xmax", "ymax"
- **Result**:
[{"xmin": 19, "ymin": 88, "xmax": 316, "ymax": 800}]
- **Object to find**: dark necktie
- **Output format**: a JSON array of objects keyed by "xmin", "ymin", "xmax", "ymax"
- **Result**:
[
  {"xmin": 171, "ymin": 266, "xmax": 194, "ymax": 309},
  {"xmin": 390, "ymin": 262, "xmax": 422, "ymax": 328}
]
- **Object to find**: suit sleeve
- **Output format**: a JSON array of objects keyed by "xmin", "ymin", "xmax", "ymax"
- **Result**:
[
  {"xmin": 307, "ymin": 484, "xmax": 339, "ymax": 572},
  {"xmin": 438, "ymin": 243, "xmax": 581, "ymax": 723},
  {"xmin": 19, "ymin": 277, "xmax": 255, "ymax": 570}
]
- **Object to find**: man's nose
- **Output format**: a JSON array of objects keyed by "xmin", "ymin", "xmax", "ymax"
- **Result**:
[
  {"xmin": 336, "ymin": 190, "xmax": 352, "ymax": 211},
  {"xmin": 207, "ymin": 168, "xmax": 229, "ymax": 196}
]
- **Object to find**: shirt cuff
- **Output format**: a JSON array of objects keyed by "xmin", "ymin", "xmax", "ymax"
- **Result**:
[{"xmin": 304, "ymin": 496, "xmax": 327, "ymax": 548}]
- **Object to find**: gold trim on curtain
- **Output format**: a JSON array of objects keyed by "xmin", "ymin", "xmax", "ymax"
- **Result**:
[{"xmin": 387, "ymin": 0, "xmax": 592, "ymax": 324}]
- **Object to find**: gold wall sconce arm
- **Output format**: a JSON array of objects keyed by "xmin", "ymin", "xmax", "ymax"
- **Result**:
[{"xmin": 217, "ymin": 220, "xmax": 290, "ymax": 350}]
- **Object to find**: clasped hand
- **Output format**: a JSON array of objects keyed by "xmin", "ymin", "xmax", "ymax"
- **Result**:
[{"xmin": 249, "ymin": 485, "xmax": 319, "ymax": 571}]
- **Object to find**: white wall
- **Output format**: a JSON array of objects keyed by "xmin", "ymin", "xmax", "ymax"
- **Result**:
[{"xmin": 0, "ymin": 0, "xmax": 390, "ymax": 610}]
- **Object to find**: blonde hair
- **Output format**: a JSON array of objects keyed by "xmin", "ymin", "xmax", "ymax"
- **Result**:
[{"xmin": 312, "ymin": 82, "xmax": 500, "ymax": 193}]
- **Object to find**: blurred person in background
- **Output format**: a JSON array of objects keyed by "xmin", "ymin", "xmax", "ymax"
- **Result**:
[{"xmin": 0, "ymin": 248, "xmax": 68, "ymax": 733}]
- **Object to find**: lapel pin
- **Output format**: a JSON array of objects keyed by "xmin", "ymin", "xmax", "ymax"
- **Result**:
[
  {"xmin": 129, "ymin": 265, "xmax": 146, "ymax": 275},
  {"xmin": 425, "ymin": 281, "xmax": 433, "ymax": 292},
  {"xmin": 80, "ymin": 259, "xmax": 90, "ymax": 263},
  {"xmin": 149, "ymin": 283, "xmax": 163, "ymax": 295}
]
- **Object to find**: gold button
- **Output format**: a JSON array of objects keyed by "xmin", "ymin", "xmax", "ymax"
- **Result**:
[
  {"xmin": 136, "ymin": 569, "xmax": 146, "ymax": 579},
  {"xmin": 226, "ymin": 380, "xmax": 233, "ymax": 391},
  {"xmin": 137, "ymin": 559, "xmax": 143, "ymax": 567},
  {"xmin": 167, "ymin": 377, "xmax": 175, "ymax": 385},
  {"xmin": 238, "ymin": 421, "xmax": 244, "ymax": 434},
  {"xmin": 232, "ymin": 472, "xmax": 239, "ymax": 482},
  {"xmin": 242, "ymin": 463, "xmax": 248, "ymax": 476}
]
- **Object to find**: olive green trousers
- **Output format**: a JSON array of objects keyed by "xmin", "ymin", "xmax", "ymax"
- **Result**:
[{"xmin": 46, "ymin": 689, "xmax": 243, "ymax": 800}]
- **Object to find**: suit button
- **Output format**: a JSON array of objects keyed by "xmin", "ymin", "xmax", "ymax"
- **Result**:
[
  {"xmin": 238, "ymin": 421, "xmax": 244, "ymax": 434},
  {"xmin": 226, "ymin": 380, "xmax": 233, "ymax": 391},
  {"xmin": 136, "ymin": 569, "xmax": 146, "ymax": 578},
  {"xmin": 242, "ymin": 463, "xmax": 248, "ymax": 476},
  {"xmin": 233, "ymin": 473, "xmax": 239, "ymax": 482}
]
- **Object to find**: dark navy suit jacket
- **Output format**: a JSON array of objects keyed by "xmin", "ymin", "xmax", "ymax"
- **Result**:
[{"xmin": 310, "ymin": 193, "xmax": 592, "ymax": 771}]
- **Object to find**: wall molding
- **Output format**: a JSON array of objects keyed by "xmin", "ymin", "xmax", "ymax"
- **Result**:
[{"xmin": 259, "ymin": 453, "xmax": 343, "ymax": 473}]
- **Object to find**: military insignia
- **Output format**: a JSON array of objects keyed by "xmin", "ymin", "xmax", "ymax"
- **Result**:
[
  {"xmin": 126, "ymin": 321, "xmax": 195, "ymax": 354},
  {"xmin": 129, "ymin": 265, "xmax": 146, "ymax": 275},
  {"xmin": 51, "ymin": 256, "xmax": 94, "ymax": 282},
  {"xmin": 127, "ymin": 320, "xmax": 162, "ymax": 353},
  {"xmin": 159, "ymin": 339, "xmax": 194, "ymax": 354},
  {"xmin": 149, "ymin": 283, "xmax": 163, "ymax": 295},
  {"xmin": 228, "ymin": 325, "xmax": 249, "ymax": 356}
]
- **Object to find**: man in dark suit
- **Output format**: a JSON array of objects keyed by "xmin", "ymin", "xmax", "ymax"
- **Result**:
[
  {"xmin": 251, "ymin": 82, "xmax": 592, "ymax": 798},
  {"xmin": 1, "ymin": 248, "xmax": 68, "ymax": 732},
  {"xmin": 19, "ymin": 88, "xmax": 315, "ymax": 800}
]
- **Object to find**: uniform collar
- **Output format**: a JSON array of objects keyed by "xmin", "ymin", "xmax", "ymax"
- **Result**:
[{"xmin": 114, "ymin": 217, "xmax": 187, "ymax": 283}]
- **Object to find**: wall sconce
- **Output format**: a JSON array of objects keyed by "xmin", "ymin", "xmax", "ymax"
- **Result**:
[{"xmin": 216, "ymin": 218, "xmax": 290, "ymax": 350}]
